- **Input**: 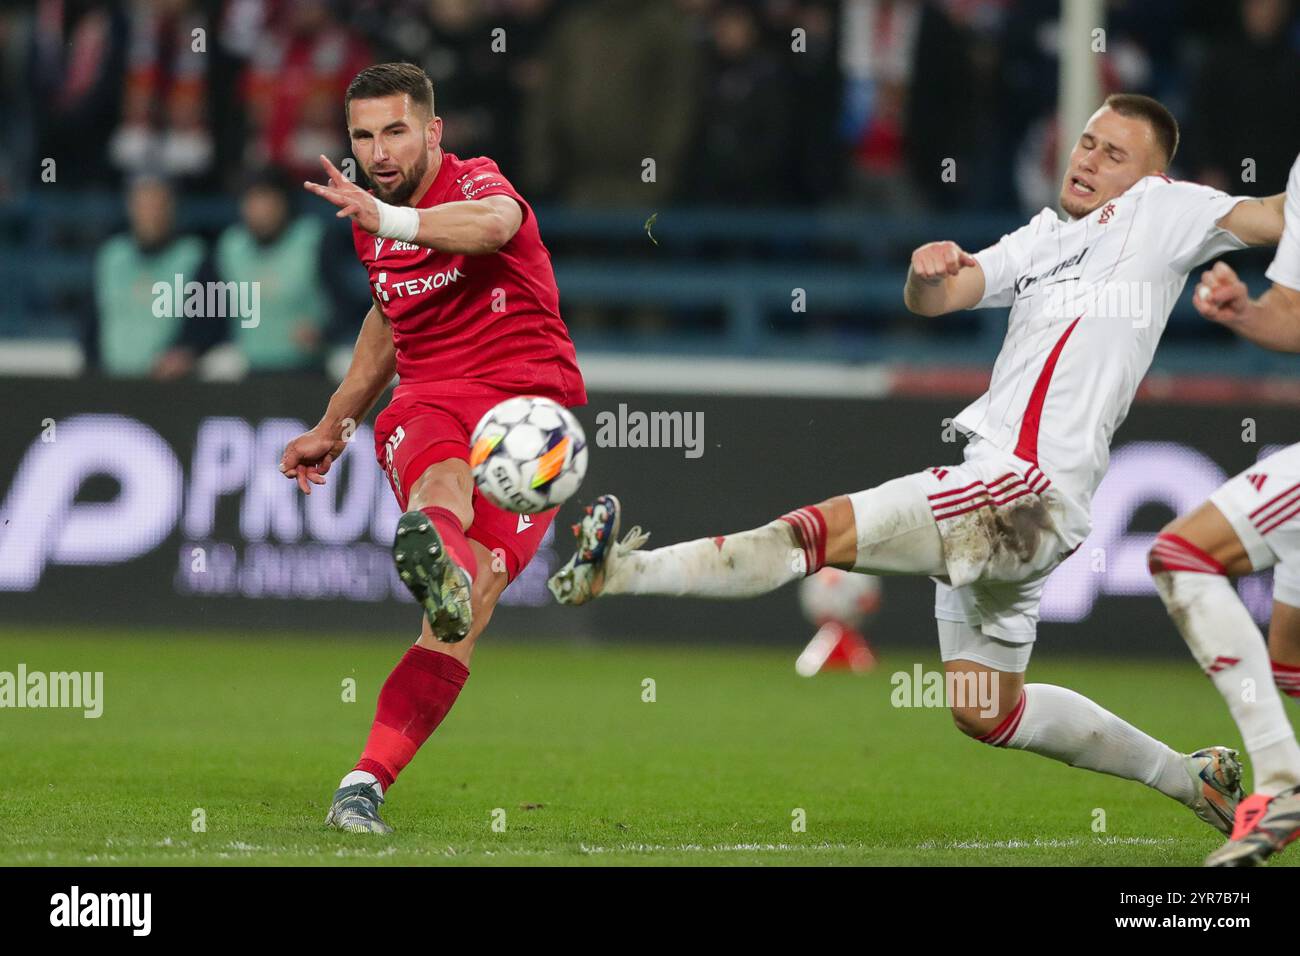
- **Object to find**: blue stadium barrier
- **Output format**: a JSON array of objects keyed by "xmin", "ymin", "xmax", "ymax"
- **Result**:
[{"xmin": 0, "ymin": 192, "xmax": 1290, "ymax": 375}]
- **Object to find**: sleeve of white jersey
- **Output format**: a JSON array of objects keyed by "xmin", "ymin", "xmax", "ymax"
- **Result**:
[
  {"xmin": 1265, "ymin": 155, "xmax": 1300, "ymax": 292},
  {"xmin": 970, "ymin": 215, "xmax": 1041, "ymax": 309},
  {"xmin": 1149, "ymin": 179, "xmax": 1250, "ymax": 273}
]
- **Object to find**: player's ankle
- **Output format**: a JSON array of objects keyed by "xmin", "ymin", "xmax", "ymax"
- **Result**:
[{"xmin": 339, "ymin": 769, "xmax": 383, "ymax": 798}]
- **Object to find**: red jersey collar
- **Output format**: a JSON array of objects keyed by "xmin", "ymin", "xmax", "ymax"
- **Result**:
[{"xmin": 413, "ymin": 149, "xmax": 458, "ymax": 209}]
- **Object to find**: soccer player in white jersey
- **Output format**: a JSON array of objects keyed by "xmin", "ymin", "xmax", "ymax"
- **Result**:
[
  {"xmin": 1150, "ymin": 152, "xmax": 1300, "ymax": 866},
  {"xmin": 549, "ymin": 94, "xmax": 1288, "ymax": 837}
]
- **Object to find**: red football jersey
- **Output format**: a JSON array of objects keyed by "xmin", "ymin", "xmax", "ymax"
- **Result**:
[{"xmin": 352, "ymin": 151, "xmax": 586, "ymax": 406}]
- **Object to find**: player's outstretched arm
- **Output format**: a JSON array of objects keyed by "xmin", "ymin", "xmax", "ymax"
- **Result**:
[
  {"xmin": 1194, "ymin": 261, "xmax": 1300, "ymax": 352},
  {"xmin": 406, "ymin": 194, "xmax": 521, "ymax": 255},
  {"xmin": 903, "ymin": 241, "xmax": 985, "ymax": 317},
  {"xmin": 1216, "ymin": 192, "xmax": 1285, "ymax": 247},
  {"xmin": 304, "ymin": 155, "xmax": 521, "ymax": 255},
  {"xmin": 279, "ymin": 303, "xmax": 396, "ymax": 494}
]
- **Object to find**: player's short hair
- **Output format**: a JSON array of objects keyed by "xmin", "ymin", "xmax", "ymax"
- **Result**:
[
  {"xmin": 345, "ymin": 62, "xmax": 435, "ymax": 120},
  {"xmin": 1103, "ymin": 93, "xmax": 1179, "ymax": 168}
]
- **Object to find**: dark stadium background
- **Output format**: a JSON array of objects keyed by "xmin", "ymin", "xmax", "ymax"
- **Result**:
[{"xmin": 1, "ymin": 0, "xmax": 1299, "ymax": 656}]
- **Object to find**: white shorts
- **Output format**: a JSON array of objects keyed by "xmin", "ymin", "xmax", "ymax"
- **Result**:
[
  {"xmin": 935, "ymin": 616, "xmax": 1036, "ymax": 673},
  {"xmin": 848, "ymin": 435, "xmax": 1089, "ymax": 645},
  {"xmin": 922, "ymin": 436, "xmax": 1086, "ymax": 588},
  {"xmin": 934, "ymin": 574, "xmax": 1050, "ymax": 647},
  {"xmin": 1209, "ymin": 442, "xmax": 1300, "ymax": 608}
]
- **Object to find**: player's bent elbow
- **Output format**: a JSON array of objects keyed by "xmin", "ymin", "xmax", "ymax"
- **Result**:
[
  {"xmin": 903, "ymin": 290, "xmax": 942, "ymax": 318},
  {"xmin": 479, "ymin": 215, "xmax": 514, "ymax": 254},
  {"xmin": 1276, "ymin": 286, "xmax": 1300, "ymax": 350},
  {"xmin": 911, "ymin": 304, "xmax": 948, "ymax": 319}
]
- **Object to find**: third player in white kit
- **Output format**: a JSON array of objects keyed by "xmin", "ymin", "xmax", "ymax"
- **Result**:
[
  {"xmin": 549, "ymin": 95, "xmax": 1287, "ymax": 835},
  {"xmin": 1152, "ymin": 151, "xmax": 1300, "ymax": 865}
]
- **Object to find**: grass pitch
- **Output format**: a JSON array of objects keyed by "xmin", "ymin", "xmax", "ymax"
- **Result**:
[{"xmin": 1, "ymin": 626, "xmax": 1292, "ymax": 867}]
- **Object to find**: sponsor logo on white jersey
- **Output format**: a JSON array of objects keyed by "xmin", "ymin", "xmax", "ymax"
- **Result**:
[{"xmin": 1014, "ymin": 246, "xmax": 1091, "ymax": 296}]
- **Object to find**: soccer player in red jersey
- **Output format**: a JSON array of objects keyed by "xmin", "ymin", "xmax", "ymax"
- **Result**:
[{"xmin": 279, "ymin": 63, "xmax": 586, "ymax": 833}]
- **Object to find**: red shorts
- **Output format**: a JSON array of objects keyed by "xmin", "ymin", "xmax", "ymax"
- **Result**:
[{"xmin": 374, "ymin": 380, "xmax": 566, "ymax": 580}]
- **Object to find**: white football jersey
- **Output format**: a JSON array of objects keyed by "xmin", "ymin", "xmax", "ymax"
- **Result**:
[
  {"xmin": 1266, "ymin": 154, "xmax": 1300, "ymax": 291},
  {"xmin": 956, "ymin": 175, "xmax": 1249, "ymax": 516}
]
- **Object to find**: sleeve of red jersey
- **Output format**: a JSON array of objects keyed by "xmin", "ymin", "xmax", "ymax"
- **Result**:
[{"xmin": 455, "ymin": 161, "xmax": 533, "ymax": 226}]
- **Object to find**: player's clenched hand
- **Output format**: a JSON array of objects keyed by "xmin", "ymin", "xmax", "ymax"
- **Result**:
[
  {"xmin": 303, "ymin": 155, "xmax": 380, "ymax": 234},
  {"xmin": 1193, "ymin": 261, "xmax": 1248, "ymax": 326},
  {"xmin": 910, "ymin": 241, "xmax": 978, "ymax": 285},
  {"xmin": 279, "ymin": 428, "xmax": 349, "ymax": 496}
]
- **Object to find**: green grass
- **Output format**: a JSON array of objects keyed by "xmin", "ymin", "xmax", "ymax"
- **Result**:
[{"xmin": 0, "ymin": 626, "xmax": 1292, "ymax": 867}]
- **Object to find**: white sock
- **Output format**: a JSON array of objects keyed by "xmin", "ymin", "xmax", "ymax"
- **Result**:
[
  {"xmin": 604, "ymin": 509, "xmax": 823, "ymax": 598},
  {"xmin": 603, "ymin": 484, "xmax": 948, "ymax": 599},
  {"xmin": 339, "ymin": 769, "xmax": 382, "ymax": 798},
  {"xmin": 999, "ymin": 684, "xmax": 1195, "ymax": 805},
  {"xmin": 1153, "ymin": 567, "xmax": 1300, "ymax": 796}
]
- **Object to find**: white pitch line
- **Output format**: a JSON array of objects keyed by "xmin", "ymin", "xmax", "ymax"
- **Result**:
[
  {"xmin": 917, "ymin": 836, "xmax": 1177, "ymax": 850},
  {"xmin": 578, "ymin": 842, "xmax": 852, "ymax": 854},
  {"xmin": 5, "ymin": 835, "xmax": 1184, "ymax": 865}
]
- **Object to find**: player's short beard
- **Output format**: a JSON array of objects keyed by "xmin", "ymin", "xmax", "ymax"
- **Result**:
[
  {"xmin": 1059, "ymin": 185, "xmax": 1097, "ymax": 221},
  {"xmin": 371, "ymin": 150, "xmax": 428, "ymax": 206}
]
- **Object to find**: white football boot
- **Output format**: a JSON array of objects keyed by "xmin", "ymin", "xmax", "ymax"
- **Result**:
[{"xmin": 547, "ymin": 494, "xmax": 649, "ymax": 605}]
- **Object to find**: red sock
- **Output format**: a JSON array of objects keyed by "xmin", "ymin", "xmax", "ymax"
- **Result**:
[
  {"xmin": 1274, "ymin": 660, "xmax": 1300, "ymax": 700},
  {"xmin": 354, "ymin": 645, "xmax": 470, "ymax": 790},
  {"xmin": 420, "ymin": 506, "xmax": 476, "ymax": 584}
]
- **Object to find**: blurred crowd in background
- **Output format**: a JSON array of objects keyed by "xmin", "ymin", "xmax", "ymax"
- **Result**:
[{"xmin": 1, "ymin": 0, "xmax": 1299, "ymax": 377}]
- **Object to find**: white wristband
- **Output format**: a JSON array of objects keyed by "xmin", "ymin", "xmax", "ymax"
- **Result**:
[{"xmin": 375, "ymin": 200, "xmax": 420, "ymax": 242}]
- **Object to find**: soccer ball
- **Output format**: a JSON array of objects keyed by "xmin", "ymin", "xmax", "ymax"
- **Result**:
[
  {"xmin": 798, "ymin": 567, "xmax": 882, "ymax": 629},
  {"xmin": 469, "ymin": 396, "xmax": 588, "ymax": 514}
]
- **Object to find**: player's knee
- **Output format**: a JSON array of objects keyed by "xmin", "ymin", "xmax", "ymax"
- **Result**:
[
  {"xmin": 1146, "ymin": 541, "xmax": 1167, "ymax": 580},
  {"xmin": 408, "ymin": 467, "xmax": 473, "ymax": 525},
  {"xmin": 1147, "ymin": 528, "xmax": 1225, "ymax": 579},
  {"xmin": 950, "ymin": 705, "xmax": 1000, "ymax": 740},
  {"xmin": 945, "ymin": 666, "xmax": 1020, "ymax": 740},
  {"xmin": 807, "ymin": 495, "xmax": 856, "ymax": 567},
  {"xmin": 1147, "ymin": 522, "xmax": 1181, "ymax": 577},
  {"xmin": 1149, "ymin": 502, "xmax": 1251, "ymax": 578}
]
